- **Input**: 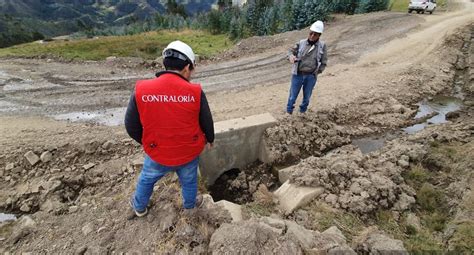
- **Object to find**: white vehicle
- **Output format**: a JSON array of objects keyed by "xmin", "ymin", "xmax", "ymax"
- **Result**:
[{"xmin": 408, "ymin": 0, "xmax": 437, "ymax": 14}]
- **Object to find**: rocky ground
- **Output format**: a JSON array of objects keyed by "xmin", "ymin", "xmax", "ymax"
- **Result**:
[{"xmin": 1, "ymin": 0, "xmax": 473, "ymax": 253}]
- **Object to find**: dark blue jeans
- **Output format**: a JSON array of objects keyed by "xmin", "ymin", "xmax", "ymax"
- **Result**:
[
  {"xmin": 286, "ymin": 74, "xmax": 317, "ymax": 113},
  {"xmin": 131, "ymin": 155, "xmax": 199, "ymax": 211}
]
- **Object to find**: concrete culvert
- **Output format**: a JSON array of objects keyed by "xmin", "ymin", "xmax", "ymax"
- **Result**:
[
  {"xmin": 209, "ymin": 168, "xmax": 241, "ymax": 203},
  {"xmin": 208, "ymin": 162, "xmax": 279, "ymax": 204}
]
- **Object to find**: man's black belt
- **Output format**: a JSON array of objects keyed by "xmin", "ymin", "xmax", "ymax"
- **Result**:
[{"xmin": 297, "ymin": 71, "xmax": 314, "ymax": 75}]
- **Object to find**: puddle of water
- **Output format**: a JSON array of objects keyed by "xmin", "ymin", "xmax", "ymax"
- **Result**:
[
  {"xmin": 403, "ymin": 124, "xmax": 427, "ymax": 134},
  {"xmin": 352, "ymin": 137, "xmax": 387, "ymax": 154},
  {"xmin": 0, "ymin": 99, "xmax": 35, "ymax": 113},
  {"xmin": 3, "ymin": 80, "xmax": 61, "ymax": 91},
  {"xmin": 0, "ymin": 213, "xmax": 16, "ymax": 223},
  {"xmin": 0, "ymin": 70, "xmax": 9, "ymax": 78},
  {"xmin": 53, "ymin": 107, "xmax": 126, "ymax": 126},
  {"xmin": 404, "ymin": 96, "xmax": 463, "ymax": 134},
  {"xmin": 68, "ymin": 81, "xmax": 118, "ymax": 86},
  {"xmin": 0, "ymin": 70, "xmax": 9, "ymax": 85},
  {"xmin": 0, "ymin": 100, "xmax": 16, "ymax": 107}
]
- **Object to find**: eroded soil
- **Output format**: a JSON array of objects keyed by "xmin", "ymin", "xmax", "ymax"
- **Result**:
[{"xmin": 1, "ymin": 0, "xmax": 473, "ymax": 253}]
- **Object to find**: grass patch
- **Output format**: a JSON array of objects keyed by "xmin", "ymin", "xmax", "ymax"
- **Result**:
[
  {"xmin": 417, "ymin": 183, "xmax": 446, "ymax": 213},
  {"xmin": 423, "ymin": 212, "xmax": 448, "ymax": 232},
  {"xmin": 376, "ymin": 210, "xmax": 405, "ymax": 239},
  {"xmin": 405, "ymin": 229, "xmax": 444, "ymax": 253},
  {"xmin": 0, "ymin": 221, "xmax": 14, "ymax": 240},
  {"xmin": 0, "ymin": 29, "xmax": 233, "ymax": 61},
  {"xmin": 416, "ymin": 183, "xmax": 450, "ymax": 232},
  {"xmin": 449, "ymin": 191, "xmax": 474, "ymax": 252},
  {"xmin": 306, "ymin": 202, "xmax": 365, "ymax": 242},
  {"xmin": 404, "ymin": 164, "xmax": 432, "ymax": 187},
  {"xmin": 449, "ymin": 222, "xmax": 474, "ymax": 253},
  {"xmin": 242, "ymin": 202, "xmax": 275, "ymax": 217},
  {"xmin": 389, "ymin": 0, "xmax": 410, "ymax": 12},
  {"xmin": 429, "ymin": 143, "xmax": 459, "ymax": 162},
  {"xmin": 389, "ymin": 0, "xmax": 447, "ymax": 12},
  {"xmin": 376, "ymin": 210, "xmax": 445, "ymax": 253}
]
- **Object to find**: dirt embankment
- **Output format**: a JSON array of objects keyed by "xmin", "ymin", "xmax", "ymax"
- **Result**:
[{"xmin": 1, "ymin": 1, "xmax": 473, "ymax": 253}]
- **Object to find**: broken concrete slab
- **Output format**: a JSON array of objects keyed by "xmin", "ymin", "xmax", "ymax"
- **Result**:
[
  {"xmin": 5, "ymin": 163, "xmax": 14, "ymax": 171},
  {"xmin": 199, "ymin": 113, "xmax": 277, "ymax": 185},
  {"xmin": 278, "ymin": 166, "xmax": 295, "ymax": 183},
  {"xmin": 215, "ymin": 200, "xmax": 243, "ymax": 222},
  {"xmin": 24, "ymin": 151, "xmax": 40, "ymax": 166},
  {"xmin": 40, "ymin": 151, "xmax": 53, "ymax": 163},
  {"xmin": 83, "ymin": 163, "xmax": 95, "ymax": 170},
  {"xmin": 274, "ymin": 180, "xmax": 324, "ymax": 214}
]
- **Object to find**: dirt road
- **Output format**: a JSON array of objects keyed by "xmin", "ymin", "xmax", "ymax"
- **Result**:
[
  {"xmin": 0, "ymin": 9, "xmax": 442, "ymax": 120},
  {"xmin": 0, "ymin": 1, "xmax": 471, "ymax": 126},
  {"xmin": 0, "ymin": 0, "xmax": 473, "ymax": 253}
]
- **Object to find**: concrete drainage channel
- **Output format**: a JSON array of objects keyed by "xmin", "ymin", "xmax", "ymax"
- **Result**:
[
  {"xmin": 199, "ymin": 113, "xmax": 327, "ymax": 220},
  {"xmin": 199, "ymin": 113, "xmax": 279, "ymax": 221}
]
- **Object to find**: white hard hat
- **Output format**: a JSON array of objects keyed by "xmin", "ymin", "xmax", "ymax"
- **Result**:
[
  {"xmin": 310, "ymin": 21, "xmax": 324, "ymax": 33},
  {"xmin": 162, "ymin": 40, "xmax": 196, "ymax": 66}
]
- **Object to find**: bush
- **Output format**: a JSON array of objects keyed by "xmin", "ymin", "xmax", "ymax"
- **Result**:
[
  {"xmin": 417, "ymin": 183, "xmax": 445, "ymax": 212},
  {"xmin": 331, "ymin": 0, "xmax": 359, "ymax": 14},
  {"xmin": 356, "ymin": 0, "xmax": 390, "ymax": 13}
]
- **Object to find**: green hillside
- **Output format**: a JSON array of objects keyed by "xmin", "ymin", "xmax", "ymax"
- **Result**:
[
  {"xmin": 0, "ymin": 0, "xmax": 215, "ymax": 47},
  {"xmin": 0, "ymin": 29, "xmax": 232, "ymax": 61}
]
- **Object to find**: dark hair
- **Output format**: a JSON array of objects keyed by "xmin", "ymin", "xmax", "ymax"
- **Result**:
[
  {"xmin": 163, "ymin": 49, "xmax": 194, "ymax": 71},
  {"xmin": 163, "ymin": 57, "xmax": 190, "ymax": 71}
]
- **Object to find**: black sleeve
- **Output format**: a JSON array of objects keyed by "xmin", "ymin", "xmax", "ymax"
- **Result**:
[
  {"xmin": 199, "ymin": 90, "xmax": 214, "ymax": 143},
  {"xmin": 124, "ymin": 91, "xmax": 143, "ymax": 144}
]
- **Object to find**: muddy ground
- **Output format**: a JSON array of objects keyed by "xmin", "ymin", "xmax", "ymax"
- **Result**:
[{"xmin": 1, "ymin": 0, "xmax": 473, "ymax": 253}]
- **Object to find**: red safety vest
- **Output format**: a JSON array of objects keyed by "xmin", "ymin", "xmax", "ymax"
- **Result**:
[{"xmin": 135, "ymin": 72, "xmax": 206, "ymax": 166}]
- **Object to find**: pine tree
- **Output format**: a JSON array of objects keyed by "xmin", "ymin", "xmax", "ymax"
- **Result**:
[
  {"xmin": 229, "ymin": 16, "xmax": 241, "ymax": 39},
  {"xmin": 245, "ymin": 1, "xmax": 258, "ymax": 35},
  {"xmin": 293, "ymin": 0, "xmax": 307, "ymax": 30},
  {"xmin": 208, "ymin": 10, "xmax": 222, "ymax": 34},
  {"xmin": 356, "ymin": 0, "xmax": 389, "ymax": 13},
  {"xmin": 268, "ymin": 6, "xmax": 279, "ymax": 34},
  {"xmin": 281, "ymin": 0, "xmax": 294, "ymax": 31}
]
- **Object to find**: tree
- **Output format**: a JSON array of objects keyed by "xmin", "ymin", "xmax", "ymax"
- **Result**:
[
  {"xmin": 268, "ymin": 6, "xmax": 279, "ymax": 34},
  {"xmin": 245, "ymin": 1, "xmax": 258, "ymax": 35},
  {"xmin": 229, "ymin": 16, "xmax": 241, "ymax": 39},
  {"xmin": 166, "ymin": 0, "xmax": 188, "ymax": 18},
  {"xmin": 356, "ymin": 0, "xmax": 389, "ymax": 13},
  {"xmin": 280, "ymin": 0, "xmax": 294, "ymax": 31},
  {"xmin": 208, "ymin": 10, "xmax": 223, "ymax": 34},
  {"xmin": 331, "ymin": 0, "xmax": 359, "ymax": 14},
  {"xmin": 32, "ymin": 31, "xmax": 45, "ymax": 41},
  {"xmin": 293, "ymin": 0, "xmax": 307, "ymax": 30}
]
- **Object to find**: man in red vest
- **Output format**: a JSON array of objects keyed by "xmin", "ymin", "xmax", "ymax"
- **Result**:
[{"xmin": 125, "ymin": 40, "xmax": 214, "ymax": 217}]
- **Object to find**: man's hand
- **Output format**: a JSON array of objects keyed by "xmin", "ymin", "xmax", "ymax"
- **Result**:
[
  {"xmin": 207, "ymin": 143, "xmax": 214, "ymax": 149},
  {"xmin": 289, "ymin": 55, "xmax": 298, "ymax": 64}
]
